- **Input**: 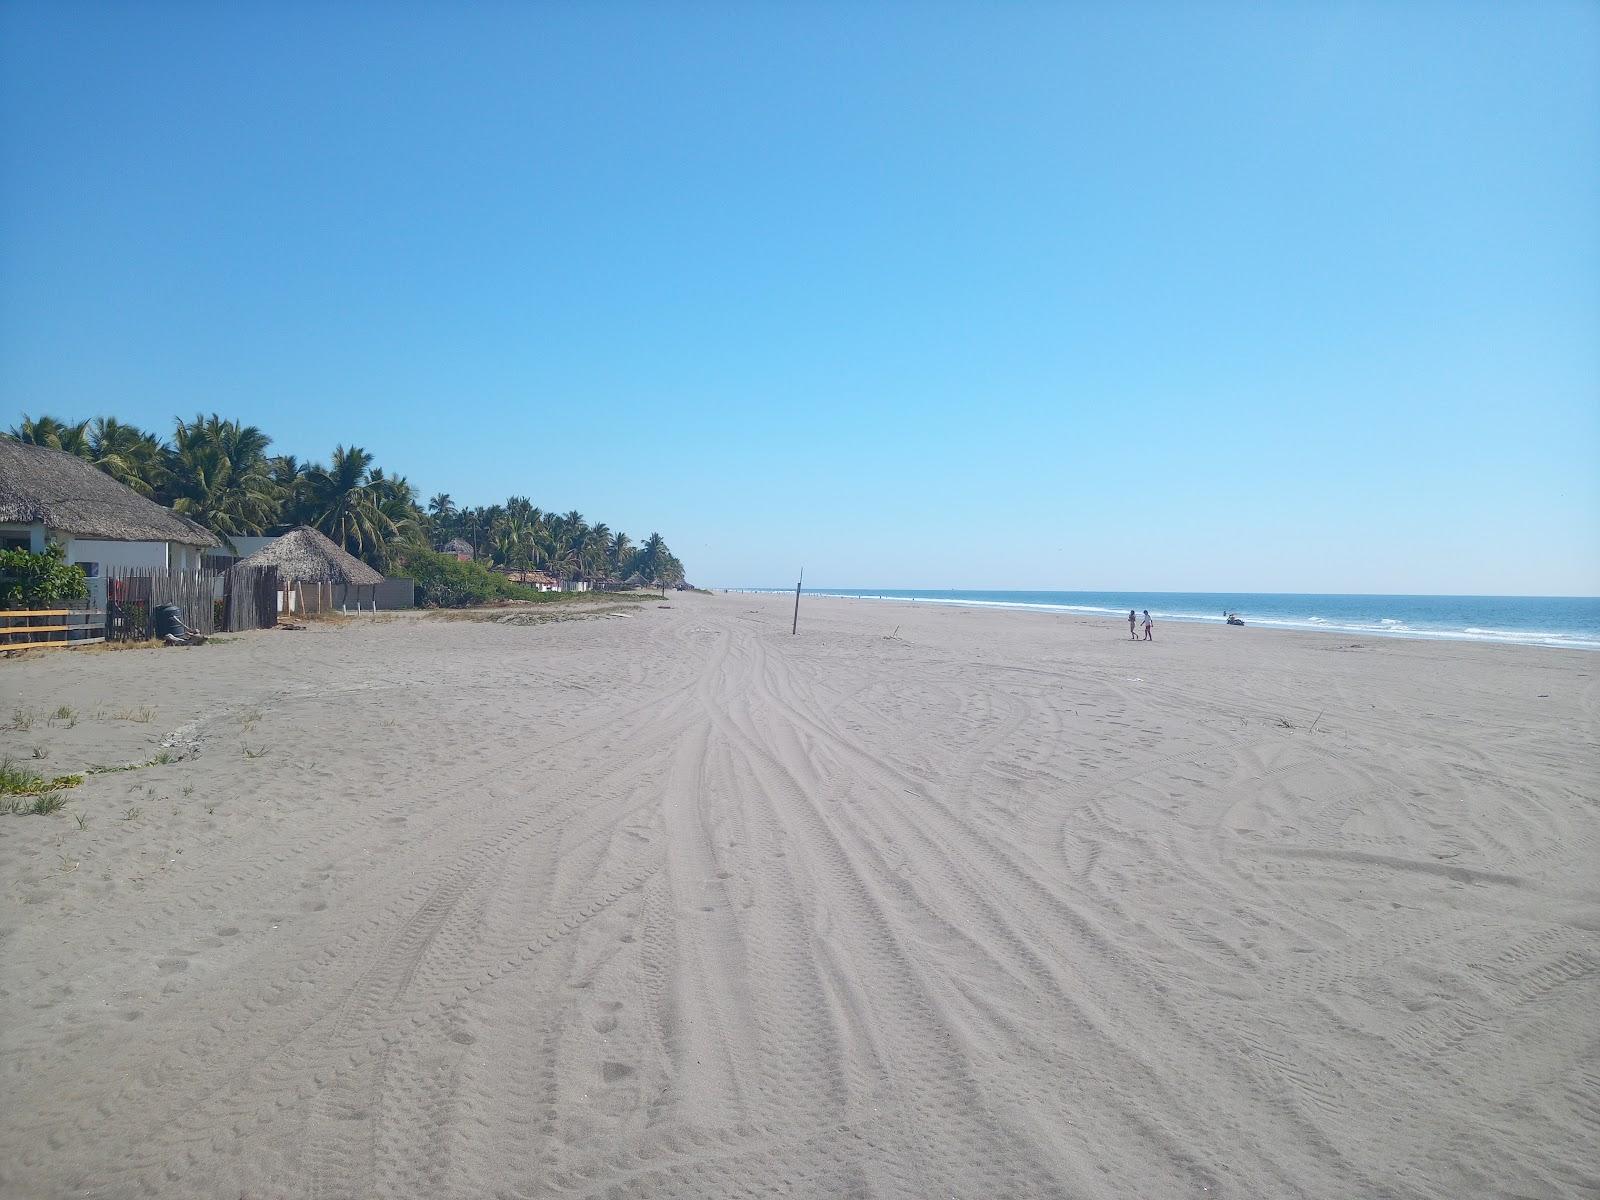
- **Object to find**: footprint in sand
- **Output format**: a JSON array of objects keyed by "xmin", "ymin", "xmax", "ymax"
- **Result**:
[
  {"xmin": 601, "ymin": 1061, "xmax": 634, "ymax": 1083},
  {"xmin": 592, "ymin": 1000, "xmax": 622, "ymax": 1033}
]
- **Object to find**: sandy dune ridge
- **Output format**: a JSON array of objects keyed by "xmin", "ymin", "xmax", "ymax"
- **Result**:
[{"xmin": 1, "ymin": 592, "xmax": 1596, "ymax": 1198}]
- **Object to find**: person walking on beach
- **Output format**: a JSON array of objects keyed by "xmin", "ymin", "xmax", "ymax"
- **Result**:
[
  {"xmin": 1128, "ymin": 609, "xmax": 1138, "ymax": 640},
  {"xmin": 1142, "ymin": 610, "xmax": 1154, "ymax": 641}
]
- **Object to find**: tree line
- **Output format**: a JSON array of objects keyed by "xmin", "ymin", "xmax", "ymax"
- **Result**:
[{"xmin": 6, "ymin": 414, "xmax": 687, "ymax": 586}]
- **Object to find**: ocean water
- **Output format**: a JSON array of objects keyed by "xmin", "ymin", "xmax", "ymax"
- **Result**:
[{"xmin": 741, "ymin": 589, "xmax": 1600, "ymax": 651}]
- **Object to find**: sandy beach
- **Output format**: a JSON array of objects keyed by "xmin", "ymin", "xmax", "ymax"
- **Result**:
[{"xmin": 1, "ymin": 592, "xmax": 1595, "ymax": 1199}]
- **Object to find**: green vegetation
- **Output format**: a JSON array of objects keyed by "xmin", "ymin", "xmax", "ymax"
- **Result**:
[
  {"xmin": 403, "ymin": 547, "xmax": 560, "ymax": 608},
  {"xmin": 86, "ymin": 751, "xmax": 180, "ymax": 775},
  {"xmin": 0, "ymin": 756, "xmax": 83, "ymax": 808},
  {"xmin": 0, "ymin": 543, "xmax": 88, "ymax": 607},
  {"xmin": 1, "ymin": 792, "xmax": 68, "ymax": 816},
  {"xmin": 7, "ymin": 414, "xmax": 688, "ymax": 589}
]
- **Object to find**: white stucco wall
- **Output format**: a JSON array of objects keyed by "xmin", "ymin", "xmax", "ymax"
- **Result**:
[{"xmin": 62, "ymin": 538, "xmax": 170, "ymax": 571}]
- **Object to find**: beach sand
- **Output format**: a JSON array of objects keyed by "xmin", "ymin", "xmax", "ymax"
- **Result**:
[{"xmin": 1, "ymin": 592, "xmax": 1596, "ymax": 1198}]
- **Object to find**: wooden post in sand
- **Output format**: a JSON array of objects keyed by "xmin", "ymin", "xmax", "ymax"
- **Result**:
[{"xmin": 792, "ymin": 567, "xmax": 803, "ymax": 635}]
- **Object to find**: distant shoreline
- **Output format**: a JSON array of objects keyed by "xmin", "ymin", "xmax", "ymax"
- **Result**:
[{"xmin": 723, "ymin": 587, "xmax": 1600, "ymax": 651}]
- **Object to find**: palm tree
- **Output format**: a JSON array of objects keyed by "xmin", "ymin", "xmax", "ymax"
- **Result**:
[
  {"xmin": 608, "ymin": 531, "xmax": 633, "ymax": 577},
  {"xmin": 8, "ymin": 415, "xmax": 91, "ymax": 455},
  {"xmin": 8, "ymin": 410, "xmax": 693, "ymax": 592},
  {"xmin": 302, "ymin": 445, "xmax": 397, "ymax": 563},
  {"xmin": 367, "ymin": 469, "xmax": 423, "ymax": 569},
  {"xmin": 166, "ymin": 414, "xmax": 280, "ymax": 549},
  {"xmin": 88, "ymin": 418, "xmax": 168, "ymax": 496},
  {"xmin": 490, "ymin": 512, "xmax": 536, "ymax": 572},
  {"xmin": 546, "ymin": 545, "xmax": 578, "ymax": 582},
  {"xmin": 269, "ymin": 456, "xmax": 312, "ymax": 524},
  {"xmin": 632, "ymin": 532, "xmax": 672, "ymax": 584},
  {"xmin": 583, "ymin": 523, "xmax": 611, "ymax": 581},
  {"xmin": 428, "ymin": 493, "xmax": 456, "ymax": 522}
]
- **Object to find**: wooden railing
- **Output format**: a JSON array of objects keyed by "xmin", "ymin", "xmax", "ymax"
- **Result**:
[{"xmin": 0, "ymin": 608, "xmax": 106, "ymax": 650}]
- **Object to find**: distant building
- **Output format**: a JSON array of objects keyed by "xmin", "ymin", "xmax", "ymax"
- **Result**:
[
  {"xmin": 0, "ymin": 439, "xmax": 219, "ymax": 606},
  {"xmin": 492, "ymin": 566, "xmax": 563, "ymax": 592},
  {"xmin": 441, "ymin": 537, "xmax": 475, "ymax": 562}
]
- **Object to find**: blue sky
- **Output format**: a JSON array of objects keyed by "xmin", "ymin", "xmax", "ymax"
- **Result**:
[{"xmin": 3, "ymin": 2, "xmax": 1596, "ymax": 593}]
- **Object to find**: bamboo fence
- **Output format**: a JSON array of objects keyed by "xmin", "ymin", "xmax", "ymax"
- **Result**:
[
  {"xmin": 106, "ymin": 567, "xmax": 217, "ymax": 642},
  {"xmin": 222, "ymin": 565, "xmax": 281, "ymax": 632}
]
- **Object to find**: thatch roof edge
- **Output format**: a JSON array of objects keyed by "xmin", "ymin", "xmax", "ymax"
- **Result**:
[
  {"xmin": 234, "ymin": 526, "xmax": 384, "ymax": 585},
  {"xmin": 0, "ymin": 439, "xmax": 220, "ymax": 546}
]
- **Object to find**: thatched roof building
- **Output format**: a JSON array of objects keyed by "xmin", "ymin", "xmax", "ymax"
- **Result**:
[
  {"xmin": 494, "ymin": 566, "xmax": 558, "ymax": 588},
  {"xmin": 441, "ymin": 537, "xmax": 474, "ymax": 560},
  {"xmin": 621, "ymin": 572, "xmax": 650, "ymax": 589},
  {"xmin": 234, "ymin": 526, "xmax": 383, "ymax": 586},
  {"xmin": 0, "ymin": 439, "xmax": 219, "ymax": 546}
]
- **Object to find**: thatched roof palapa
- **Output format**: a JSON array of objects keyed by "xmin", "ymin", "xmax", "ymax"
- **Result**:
[
  {"xmin": 234, "ymin": 526, "xmax": 383, "ymax": 586},
  {"xmin": 441, "ymin": 537, "xmax": 474, "ymax": 556},
  {"xmin": 494, "ymin": 566, "xmax": 557, "ymax": 586},
  {"xmin": 0, "ymin": 439, "xmax": 221, "ymax": 546}
]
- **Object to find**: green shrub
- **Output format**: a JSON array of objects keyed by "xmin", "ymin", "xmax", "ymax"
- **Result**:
[
  {"xmin": 0, "ymin": 544, "xmax": 88, "ymax": 608},
  {"xmin": 397, "ymin": 547, "xmax": 561, "ymax": 608}
]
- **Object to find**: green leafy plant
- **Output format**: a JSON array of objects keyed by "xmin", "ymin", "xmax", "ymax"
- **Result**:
[
  {"xmin": 0, "ymin": 543, "xmax": 87, "ymax": 607},
  {"xmin": 398, "ymin": 547, "xmax": 554, "ymax": 608}
]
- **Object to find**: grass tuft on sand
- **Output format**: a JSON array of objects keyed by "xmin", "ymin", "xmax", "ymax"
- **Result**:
[{"xmin": 0, "ymin": 756, "xmax": 83, "ymax": 797}]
